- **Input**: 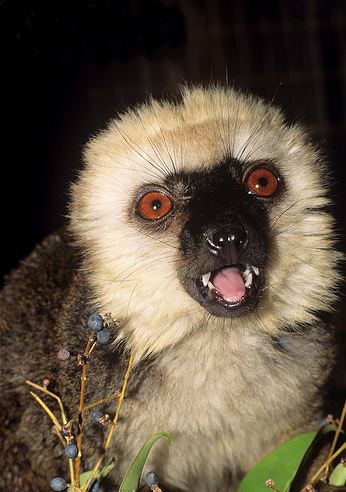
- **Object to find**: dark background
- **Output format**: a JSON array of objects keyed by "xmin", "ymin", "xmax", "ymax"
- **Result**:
[{"xmin": 2, "ymin": 0, "xmax": 346, "ymax": 284}]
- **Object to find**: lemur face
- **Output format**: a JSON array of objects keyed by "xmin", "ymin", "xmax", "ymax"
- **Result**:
[
  {"xmin": 70, "ymin": 86, "xmax": 340, "ymax": 357},
  {"xmin": 133, "ymin": 159, "xmax": 279, "ymax": 318}
]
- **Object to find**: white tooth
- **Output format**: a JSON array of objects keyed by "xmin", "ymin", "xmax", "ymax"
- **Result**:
[
  {"xmin": 252, "ymin": 266, "xmax": 259, "ymax": 276},
  {"xmin": 245, "ymin": 272, "xmax": 253, "ymax": 288},
  {"xmin": 202, "ymin": 272, "xmax": 211, "ymax": 286},
  {"xmin": 208, "ymin": 281, "xmax": 215, "ymax": 290},
  {"xmin": 243, "ymin": 266, "xmax": 250, "ymax": 280}
]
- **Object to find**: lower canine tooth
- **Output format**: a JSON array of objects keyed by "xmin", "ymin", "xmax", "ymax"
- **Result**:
[
  {"xmin": 202, "ymin": 272, "xmax": 211, "ymax": 286},
  {"xmin": 252, "ymin": 266, "xmax": 259, "ymax": 276},
  {"xmin": 245, "ymin": 272, "xmax": 253, "ymax": 288}
]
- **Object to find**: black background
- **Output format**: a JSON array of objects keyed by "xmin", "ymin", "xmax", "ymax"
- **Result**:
[{"xmin": 2, "ymin": 0, "xmax": 346, "ymax": 285}]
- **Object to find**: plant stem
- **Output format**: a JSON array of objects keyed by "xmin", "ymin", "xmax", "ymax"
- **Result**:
[
  {"xmin": 26, "ymin": 380, "xmax": 67, "ymax": 424},
  {"xmin": 82, "ymin": 353, "xmax": 133, "ymax": 492},
  {"xmin": 327, "ymin": 402, "xmax": 346, "ymax": 464},
  {"xmin": 308, "ymin": 441, "xmax": 346, "ymax": 486},
  {"xmin": 27, "ymin": 382, "xmax": 75, "ymax": 488},
  {"xmin": 69, "ymin": 459, "xmax": 75, "ymax": 489},
  {"xmin": 75, "ymin": 334, "xmax": 97, "ymax": 488},
  {"xmin": 66, "ymin": 393, "xmax": 121, "ymax": 428},
  {"xmin": 30, "ymin": 391, "xmax": 61, "ymax": 430},
  {"xmin": 84, "ymin": 394, "xmax": 121, "ymax": 412},
  {"xmin": 88, "ymin": 341, "xmax": 97, "ymax": 356},
  {"xmin": 75, "ymin": 363, "xmax": 86, "ymax": 486},
  {"xmin": 105, "ymin": 354, "xmax": 133, "ymax": 449}
]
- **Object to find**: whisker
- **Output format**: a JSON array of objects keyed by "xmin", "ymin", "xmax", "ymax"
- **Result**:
[
  {"xmin": 231, "ymin": 93, "xmax": 241, "ymax": 159},
  {"xmin": 236, "ymin": 115, "xmax": 269, "ymax": 162},
  {"xmin": 135, "ymin": 111, "xmax": 174, "ymax": 176},
  {"xmin": 151, "ymin": 108, "xmax": 178, "ymax": 175},
  {"xmin": 268, "ymin": 198, "xmax": 313, "ymax": 232},
  {"xmin": 113, "ymin": 122, "xmax": 168, "ymax": 179},
  {"xmin": 105, "ymin": 251, "xmax": 176, "ymax": 299},
  {"xmin": 125, "ymin": 281, "xmax": 140, "ymax": 319}
]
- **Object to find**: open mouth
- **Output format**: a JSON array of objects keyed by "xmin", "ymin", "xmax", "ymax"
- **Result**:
[{"xmin": 192, "ymin": 263, "xmax": 261, "ymax": 315}]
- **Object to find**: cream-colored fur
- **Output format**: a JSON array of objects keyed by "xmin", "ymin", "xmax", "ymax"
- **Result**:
[{"xmin": 69, "ymin": 85, "xmax": 341, "ymax": 491}]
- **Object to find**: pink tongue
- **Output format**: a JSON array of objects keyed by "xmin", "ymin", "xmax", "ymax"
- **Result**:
[{"xmin": 211, "ymin": 267, "xmax": 246, "ymax": 302}]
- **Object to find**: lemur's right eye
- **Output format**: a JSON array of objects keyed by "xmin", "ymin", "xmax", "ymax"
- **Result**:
[{"xmin": 136, "ymin": 191, "xmax": 173, "ymax": 220}]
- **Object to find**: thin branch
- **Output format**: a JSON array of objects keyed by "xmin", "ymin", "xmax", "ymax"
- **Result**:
[
  {"xmin": 308, "ymin": 441, "xmax": 346, "ymax": 486},
  {"xmin": 84, "ymin": 394, "xmax": 120, "ymax": 412},
  {"xmin": 88, "ymin": 341, "xmax": 97, "ymax": 356},
  {"xmin": 105, "ymin": 355, "xmax": 132, "ymax": 451},
  {"xmin": 82, "ymin": 353, "xmax": 133, "ymax": 492},
  {"xmin": 327, "ymin": 402, "xmax": 346, "ymax": 463},
  {"xmin": 28, "ymin": 384, "xmax": 75, "ymax": 489},
  {"xmin": 105, "ymin": 354, "xmax": 133, "ymax": 449},
  {"xmin": 67, "ymin": 393, "xmax": 121, "ymax": 427},
  {"xmin": 30, "ymin": 392, "xmax": 61, "ymax": 431},
  {"xmin": 26, "ymin": 380, "xmax": 67, "ymax": 425},
  {"xmin": 75, "ymin": 334, "xmax": 97, "ymax": 487},
  {"xmin": 52, "ymin": 426, "xmax": 67, "ymax": 447},
  {"xmin": 69, "ymin": 459, "xmax": 75, "ymax": 489}
]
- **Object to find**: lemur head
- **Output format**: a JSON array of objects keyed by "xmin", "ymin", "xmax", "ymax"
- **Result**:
[{"xmin": 70, "ymin": 86, "xmax": 341, "ymax": 358}]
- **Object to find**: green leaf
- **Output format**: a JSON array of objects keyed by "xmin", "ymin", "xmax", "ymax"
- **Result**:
[
  {"xmin": 238, "ymin": 424, "xmax": 336, "ymax": 492},
  {"xmin": 329, "ymin": 463, "xmax": 346, "ymax": 486},
  {"xmin": 118, "ymin": 432, "xmax": 173, "ymax": 492},
  {"xmin": 288, "ymin": 423, "xmax": 336, "ymax": 492},
  {"xmin": 238, "ymin": 433, "xmax": 316, "ymax": 492},
  {"xmin": 100, "ymin": 463, "xmax": 115, "ymax": 478},
  {"xmin": 80, "ymin": 470, "xmax": 94, "ymax": 487}
]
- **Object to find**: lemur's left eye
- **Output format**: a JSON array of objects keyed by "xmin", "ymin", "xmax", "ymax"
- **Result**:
[
  {"xmin": 245, "ymin": 167, "xmax": 278, "ymax": 197},
  {"xmin": 136, "ymin": 191, "xmax": 173, "ymax": 220}
]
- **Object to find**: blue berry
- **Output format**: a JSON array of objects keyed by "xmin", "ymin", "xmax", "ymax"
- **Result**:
[
  {"xmin": 91, "ymin": 410, "xmax": 103, "ymax": 424},
  {"xmin": 50, "ymin": 477, "xmax": 67, "ymax": 491},
  {"xmin": 65, "ymin": 443, "xmax": 78, "ymax": 459},
  {"xmin": 89, "ymin": 479, "xmax": 99, "ymax": 492},
  {"xmin": 88, "ymin": 313, "xmax": 104, "ymax": 332},
  {"xmin": 144, "ymin": 471, "xmax": 159, "ymax": 487},
  {"xmin": 97, "ymin": 328, "xmax": 110, "ymax": 344}
]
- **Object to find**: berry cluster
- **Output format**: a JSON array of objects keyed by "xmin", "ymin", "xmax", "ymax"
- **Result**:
[
  {"xmin": 87, "ymin": 313, "xmax": 115, "ymax": 344},
  {"xmin": 48, "ymin": 313, "xmax": 119, "ymax": 491}
]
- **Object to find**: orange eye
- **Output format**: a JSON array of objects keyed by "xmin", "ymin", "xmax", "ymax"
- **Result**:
[
  {"xmin": 245, "ymin": 168, "xmax": 278, "ymax": 197},
  {"xmin": 137, "ymin": 191, "xmax": 173, "ymax": 220}
]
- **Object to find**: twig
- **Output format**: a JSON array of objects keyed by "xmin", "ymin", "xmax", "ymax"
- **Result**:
[
  {"xmin": 82, "ymin": 353, "xmax": 133, "ymax": 492},
  {"xmin": 308, "ymin": 441, "xmax": 346, "ymax": 486},
  {"xmin": 75, "ymin": 334, "xmax": 97, "ymax": 487},
  {"xmin": 30, "ymin": 392, "xmax": 61, "ymax": 431},
  {"xmin": 26, "ymin": 380, "xmax": 68, "ymax": 425},
  {"xmin": 66, "ymin": 393, "xmax": 121, "ymax": 428},
  {"xmin": 88, "ymin": 341, "xmax": 97, "ymax": 356},
  {"xmin": 84, "ymin": 394, "xmax": 121, "ymax": 412},
  {"xmin": 69, "ymin": 459, "xmax": 75, "ymax": 490},
  {"xmin": 28, "ymin": 383, "xmax": 75, "ymax": 489},
  {"xmin": 52, "ymin": 426, "xmax": 67, "ymax": 447},
  {"xmin": 105, "ymin": 355, "xmax": 133, "ymax": 449},
  {"xmin": 327, "ymin": 402, "xmax": 346, "ymax": 465}
]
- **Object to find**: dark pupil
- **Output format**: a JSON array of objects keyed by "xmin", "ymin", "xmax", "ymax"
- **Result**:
[
  {"xmin": 151, "ymin": 199, "xmax": 162, "ymax": 210},
  {"xmin": 258, "ymin": 176, "xmax": 268, "ymax": 187}
]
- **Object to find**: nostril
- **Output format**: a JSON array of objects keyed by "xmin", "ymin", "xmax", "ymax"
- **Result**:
[{"xmin": 211, "ymin": 226, "xmax": 248, "ymax": 251}]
